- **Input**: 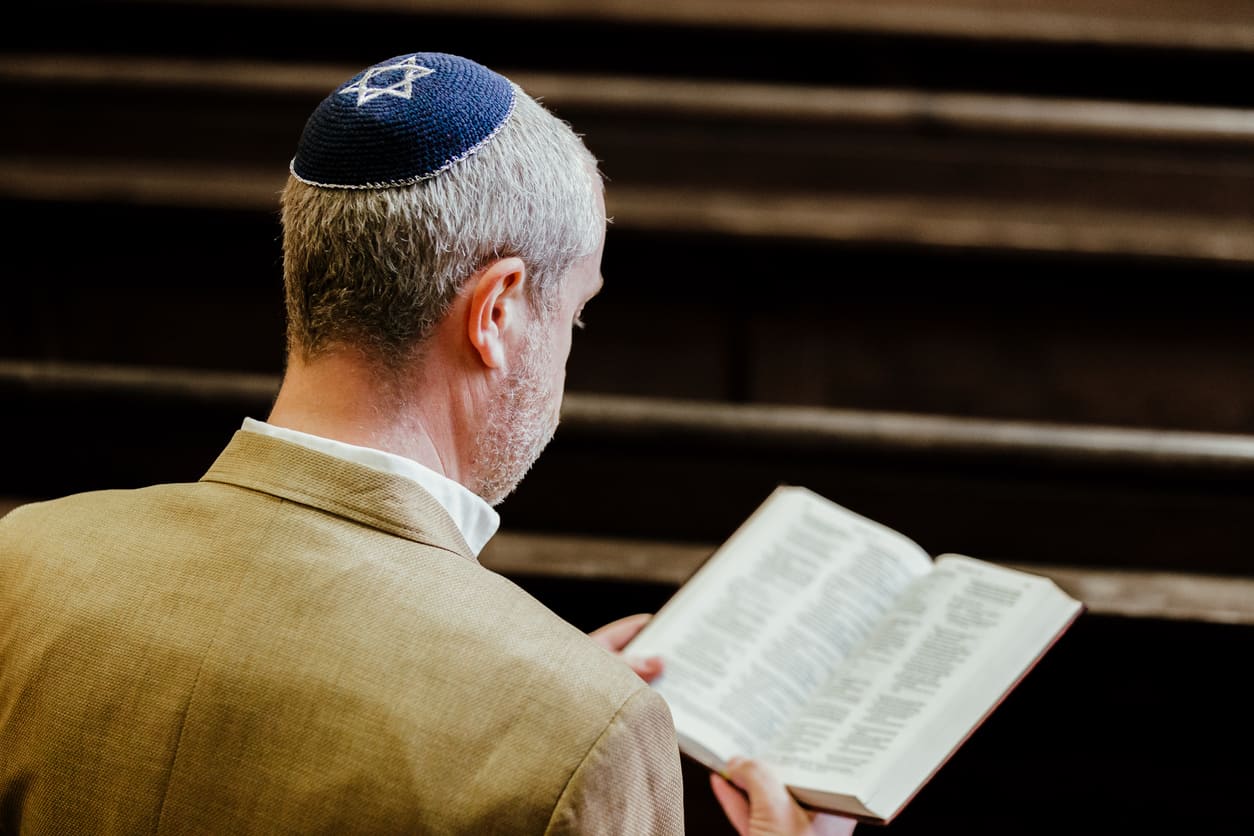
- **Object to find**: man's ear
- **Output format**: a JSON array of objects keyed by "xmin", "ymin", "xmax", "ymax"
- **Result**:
[{"xmin": 467, "ymin": 256, "xmax": 528, "ymax": 369}]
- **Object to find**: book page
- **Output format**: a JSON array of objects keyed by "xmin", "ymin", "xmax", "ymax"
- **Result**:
[
  {"xmin": 625, "ymin": 486, "xmax": 933, "ymax": 766},
  {"xmin": 768, "ymin": 555, "xmax": 1081, "ymax": 818}
]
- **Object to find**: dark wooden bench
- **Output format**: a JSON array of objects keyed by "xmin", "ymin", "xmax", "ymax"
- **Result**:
[
  {"xmin": 4, "ymin": 38, "xmax": 1254, "ymax": 432},
  {"xmin": 3, "ymin": 52, "xmax": 1252, "ymax": 263},
  {"xmin": 6, "ymin": 0, "xmax": 1254, "ymax": 426},
  {"xmin": 6, "ymin": 359, "xmax": 1254, "ymax": 575}
]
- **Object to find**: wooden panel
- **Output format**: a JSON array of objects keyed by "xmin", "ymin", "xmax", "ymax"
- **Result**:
[
  {"xmin": 3, "ymin": 56, "xmax": 1254, "ymax": 263},
  {"xmin": 5, "ymin": 361, "xmax": 1254, "ymax": 575},
  {"xmin": 479, "ymin": 531, "xmax": 1254, "ymax": 625},
  {"xmin": 120, "ymin": 0, "xmax": 1254, "ymax": 51},
  {"xmin": 4, "ymin": 55, "xmax": 1254, "ymax": 428},
  {"xmin": 746, "ymin": 299, "xmax": 1254, "ymax": 431},
  {"xmin": 7, "ymin": 194, "xmax": 1254, "ymax": 432},
  {"xmin": 0, "ymin": 200, "xmax": 286, "ymax": 373}
]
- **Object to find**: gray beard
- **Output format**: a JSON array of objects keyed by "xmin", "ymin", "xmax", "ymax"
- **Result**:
[{"xmin": 468, "ymin": 325, "xmax": 560, "ymax": 506}]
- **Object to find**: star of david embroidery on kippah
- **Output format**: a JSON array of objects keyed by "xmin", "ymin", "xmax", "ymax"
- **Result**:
[{"xmin": 339, "ymin": 56, "xmax": 435, "ymax": 106}]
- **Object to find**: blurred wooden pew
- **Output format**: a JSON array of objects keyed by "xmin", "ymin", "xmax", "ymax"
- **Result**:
[
  {"xmin": 3, "ymin": 53, "xmax": 1253, "ymax": 263},
  {"xmin": 3, "ymin": 44, "xmax": 1254, "ymax": 432},
  {"xmin": 6, "ymin": 359, "xmax": 1254, "ymax": 575}
]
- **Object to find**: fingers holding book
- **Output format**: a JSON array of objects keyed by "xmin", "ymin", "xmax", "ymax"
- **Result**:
[
  {"xmin": 588, "ymin": 612, "xmax": 665, "ymax": 683},
  {"xmin": 711, "ymin": 757, "xmax": 858, "ymax": 836}
]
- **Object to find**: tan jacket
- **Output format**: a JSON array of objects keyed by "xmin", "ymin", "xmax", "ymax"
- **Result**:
[{"xmin": 0, "ymin": 431, "xmax": 683, "ymax": 834}]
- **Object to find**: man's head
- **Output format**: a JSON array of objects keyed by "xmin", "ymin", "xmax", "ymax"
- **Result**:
[{"xmin": 276, "ymin": 53, "xmax": 605, "ymax": 503}]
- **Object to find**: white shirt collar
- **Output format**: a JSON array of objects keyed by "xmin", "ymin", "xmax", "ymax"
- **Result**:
[{"xmin": 240, "ymin": 418, "xmax": 499, "ymax": 556}]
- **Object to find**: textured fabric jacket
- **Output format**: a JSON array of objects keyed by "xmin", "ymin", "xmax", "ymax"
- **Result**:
[{"xmin": 0, "ymin": 430, "xmax": 684, "ymax": 834}]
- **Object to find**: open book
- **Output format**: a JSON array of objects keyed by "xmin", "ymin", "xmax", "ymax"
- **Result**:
[{"xmin": 624, "ymin": 485, "xmax": 1083, "ymax": 824}]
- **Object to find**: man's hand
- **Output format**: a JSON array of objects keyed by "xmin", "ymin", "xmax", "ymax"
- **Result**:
[
  {"xmin": 588, "ymin": 613, "xmax": 663, "ymax": 683},
  {"xmin": 711, "ymin": 757, "xmax": 857, "ymax": 836}
]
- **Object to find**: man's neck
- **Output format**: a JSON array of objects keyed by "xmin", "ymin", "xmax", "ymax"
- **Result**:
[{"xmin": 266, "ymin": 349, "xmax": 470, "ymax": 486}]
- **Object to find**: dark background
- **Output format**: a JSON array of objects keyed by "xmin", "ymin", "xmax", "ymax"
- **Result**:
[{"xmin": 3, "ymin": 2, "xmax": 1254, "ymax": 833}]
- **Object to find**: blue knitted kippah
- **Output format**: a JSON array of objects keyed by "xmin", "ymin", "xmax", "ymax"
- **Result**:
[{"xmin": 291, "ymin": 52, "xmax": 517, "ymax": 189}]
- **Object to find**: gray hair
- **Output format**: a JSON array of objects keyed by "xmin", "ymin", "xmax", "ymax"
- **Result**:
[{"xmin": 280, "ymin": 85, "xmax": 604, "ymax": 369}]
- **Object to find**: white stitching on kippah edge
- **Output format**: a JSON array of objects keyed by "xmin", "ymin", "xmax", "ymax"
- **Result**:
[{"xmin": 290, "ymin": 85, "xmax": 520, "ymax": 190}]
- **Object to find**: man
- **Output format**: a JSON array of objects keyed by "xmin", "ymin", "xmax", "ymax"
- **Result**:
[{"xmin": 0, "ymin": 53, "xmax": 851, "ymax": 835}]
